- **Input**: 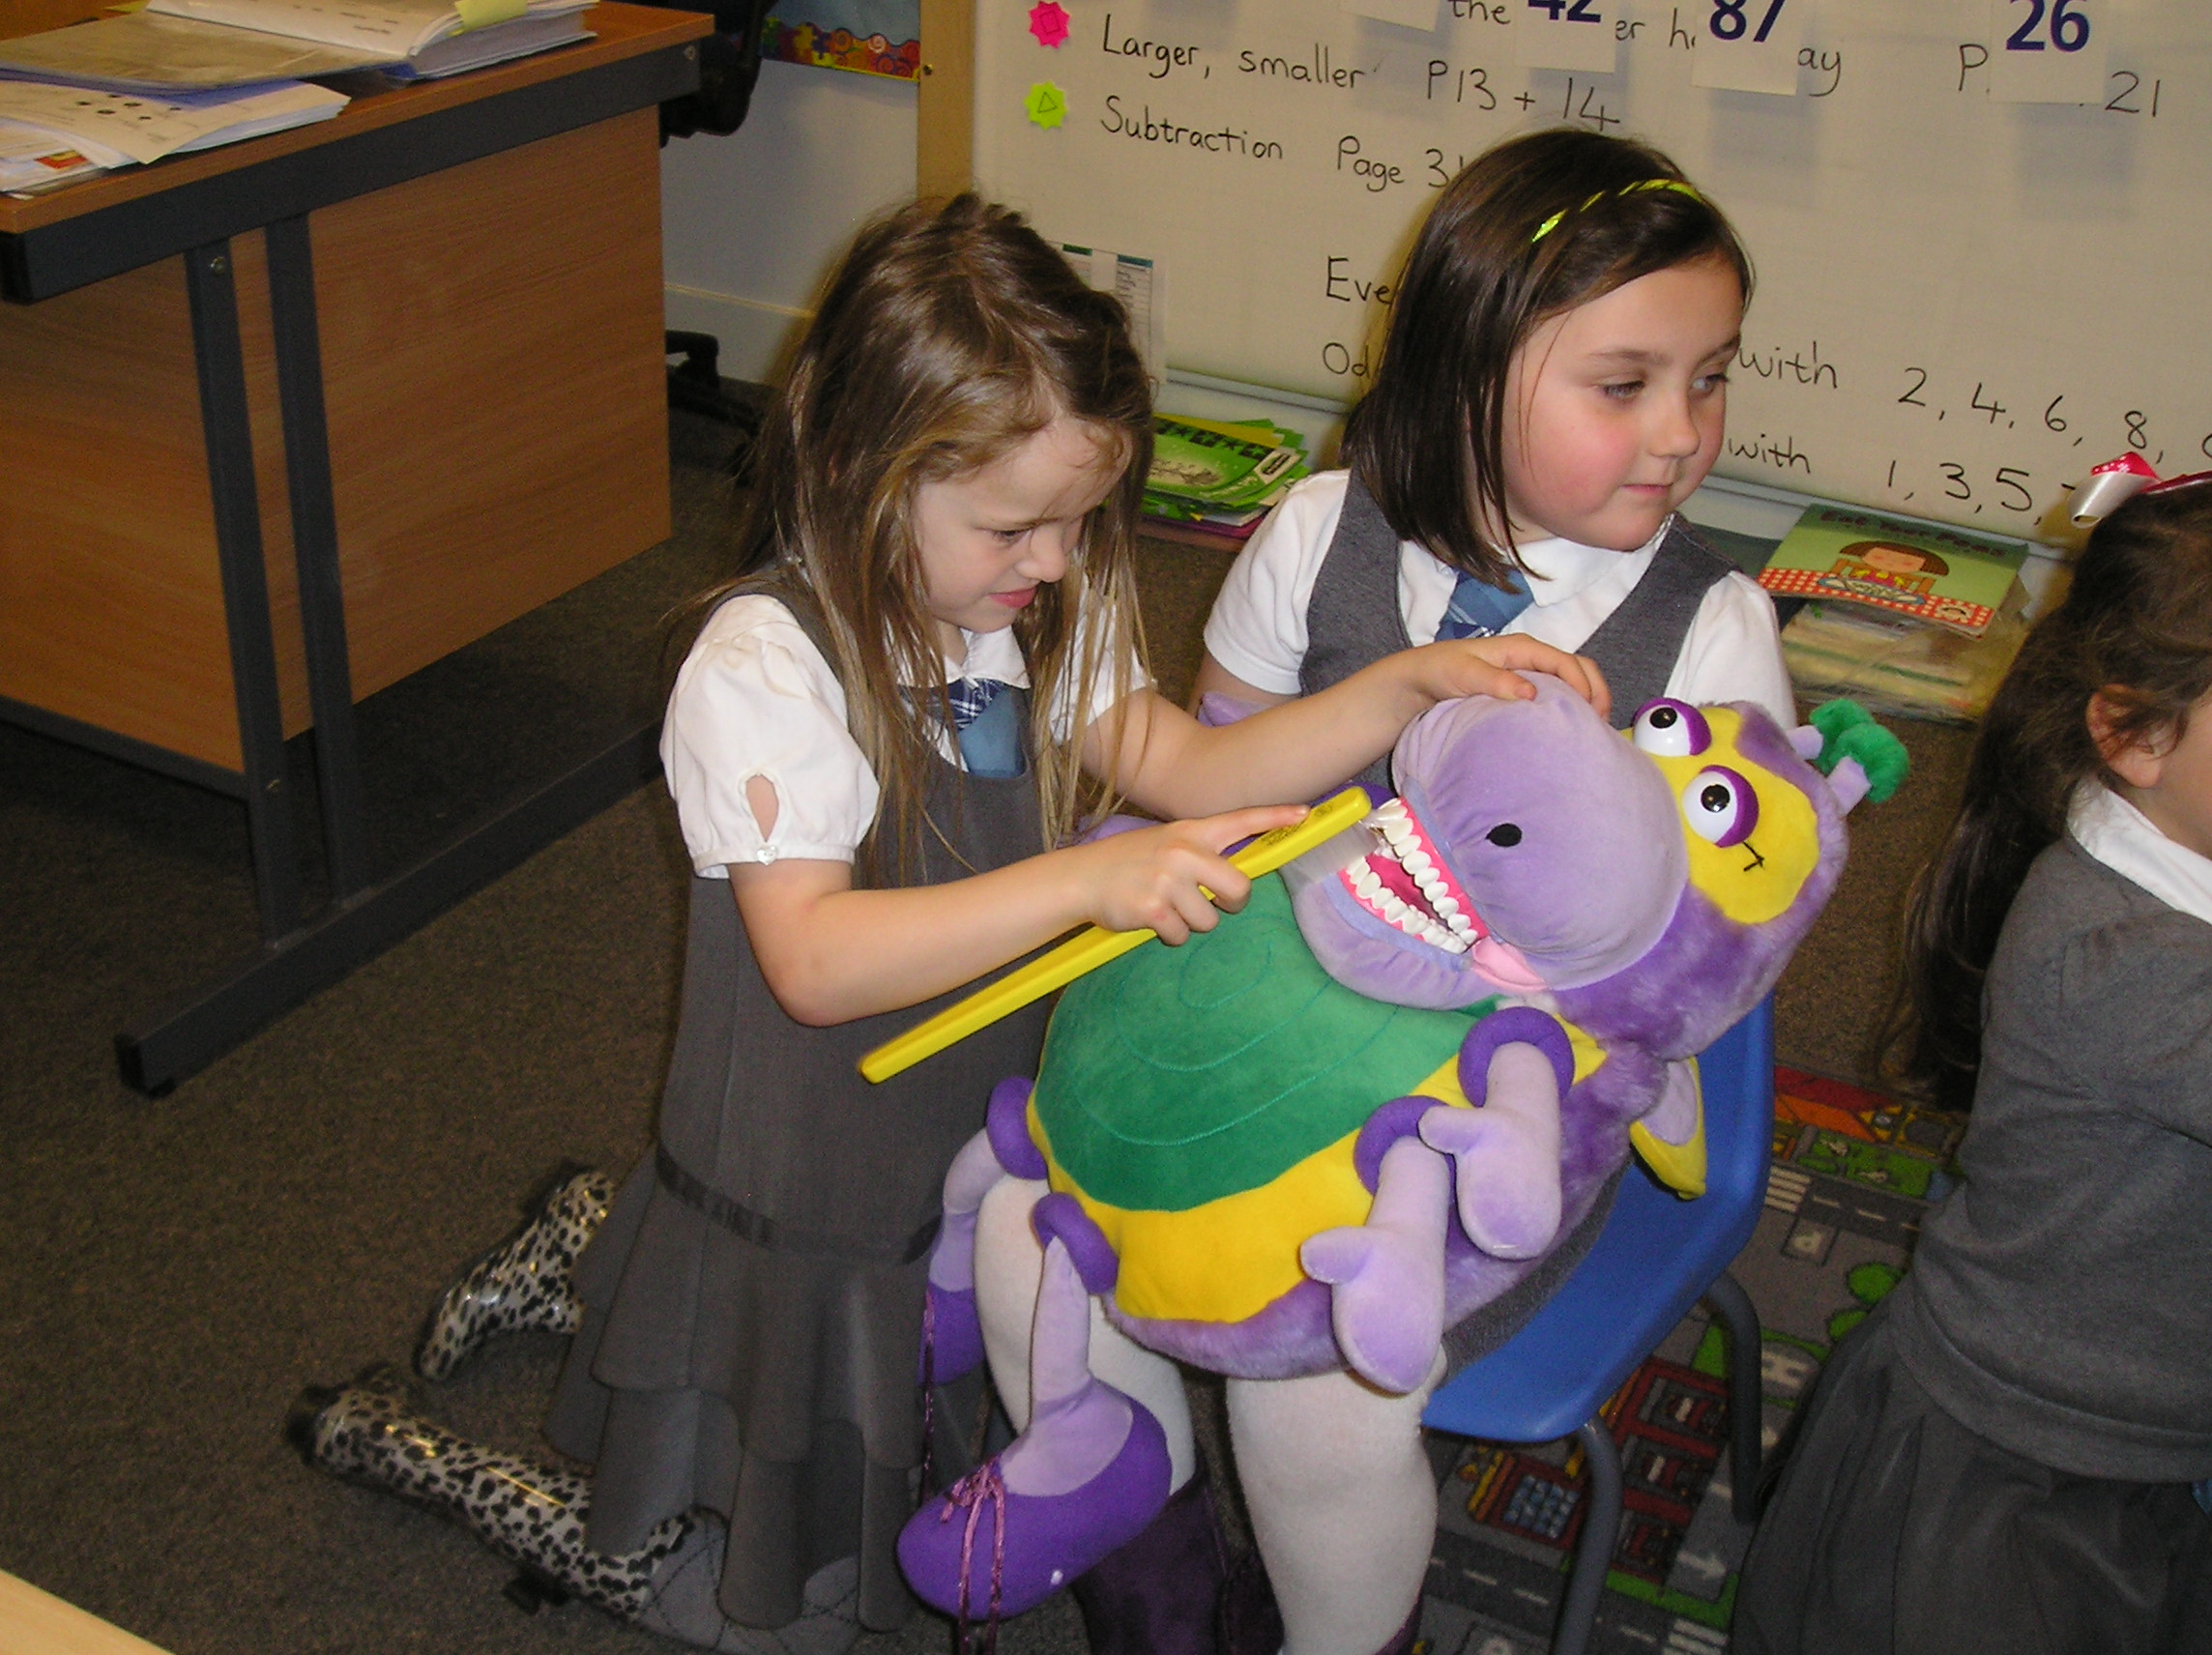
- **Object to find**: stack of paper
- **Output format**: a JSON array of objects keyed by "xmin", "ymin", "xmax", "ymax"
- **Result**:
[
  {"xmin": 0, "ymin": 77, "xmax": 348, "ymax": 193},
  {"xmin": 0, "ymin": 123, "xmax": 103, "ymax": 193},
  {"xmin": 1778, "ymin": 599, "xmax": 2025, "ymax": 724},
  {"xmin": 1759, "ymin": 503, "xmax": 2032, "ymax": 722},
  {"xmin": 1141, "ymin": 415, "xmax": 1310, "ymax": 549}
]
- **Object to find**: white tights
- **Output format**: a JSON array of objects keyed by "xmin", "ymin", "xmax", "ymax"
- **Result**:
[{"xmin": 972, "ymin": 1179, "xmax": 1440, "ymax": 1655}]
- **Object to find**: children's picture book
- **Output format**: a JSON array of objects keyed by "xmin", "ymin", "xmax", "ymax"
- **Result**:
[
  {"xmin": 1142, "ymin": 414, "xmax": 1307, "ymax": 526},
  {"xmin": 1757, "ymin": 503, "xmax": 2027, "ymax": 636},
  {"xmin": 1781, "ymin": 598, "xmax": 2025, "ymax": 724}
]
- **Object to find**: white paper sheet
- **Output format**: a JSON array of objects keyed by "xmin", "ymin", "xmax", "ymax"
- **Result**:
[{"xmin": 0, "ymin": 77, "xmax": 346, "ymax": 164}]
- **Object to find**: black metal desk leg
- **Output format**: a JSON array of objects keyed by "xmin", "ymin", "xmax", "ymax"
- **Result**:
[
  {"xmin": 185, "ymin": 237, "xmax": 301, "ymax": 942},
  {"xmin": 265, "ymin": 214, "xmax": 369, "ymax": 901}
]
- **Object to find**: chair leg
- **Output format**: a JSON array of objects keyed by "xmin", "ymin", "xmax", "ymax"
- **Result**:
[
  {"xmin": 1703, "ymin": 1271, "xmax": 1763, "ymax": 1524},
  {"xmin": 1554, "ymin": 1420, "xmax": 1620, "ymax": 1655}
]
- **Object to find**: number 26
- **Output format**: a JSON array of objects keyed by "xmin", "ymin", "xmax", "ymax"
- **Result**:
[{"xmin": 2006, "ymin": 0, "xmax": 2090, "ymax": 54}]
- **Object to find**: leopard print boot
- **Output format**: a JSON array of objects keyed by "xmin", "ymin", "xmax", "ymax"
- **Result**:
[
  {"xmin": 289, "ymin": 1367, "xmax": 862, "ymax": 1654},
  {"xmin": 416, "ymin": 1164, "xmax": 615, "ymax": 1381},
  {"xmin": 290, "ymin": 1364, "xmax": 686, "ymax": 1621}
]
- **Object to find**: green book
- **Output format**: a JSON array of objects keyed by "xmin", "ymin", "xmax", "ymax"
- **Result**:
[
  {"xmin": 1143, "ymin": 415, "xmax": 1308, "ymax": 522},
  {"xmin": 1757, "ymin": 504, "xmax": 2026, "ymax": 636}
]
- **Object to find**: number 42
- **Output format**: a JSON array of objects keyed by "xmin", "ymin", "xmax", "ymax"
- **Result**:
[
  {"xmin": 1528, "ymin": 0, "xmax": 1603, "ymax": 19},
  {"xmin": 1710, "ymin": 0, "xmax": 1786, "ymax": 43}
]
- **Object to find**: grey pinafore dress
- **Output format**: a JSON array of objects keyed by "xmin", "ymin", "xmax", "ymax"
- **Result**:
[
  {"xmin": 546, "ymin": 580, "xmax": 1055, "ymax": 1633},
  {"xmin": 1297, "ymin": 474, "xmax": 1739, "ymax": 1374}
]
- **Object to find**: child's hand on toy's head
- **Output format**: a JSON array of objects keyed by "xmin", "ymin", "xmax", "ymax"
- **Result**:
[
  {"xmin": 1073, "ymin": 804, "xmax": 1306, "ymax": 944},
  {"xmin": 1413, "ymin": 635, "xmax": 1611, "ymax": 722}
]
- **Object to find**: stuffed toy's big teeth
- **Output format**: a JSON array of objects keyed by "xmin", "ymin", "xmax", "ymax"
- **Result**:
[{"xmin": 1340, "ymin": 798, "xmax": 1479, "ymax": 956}]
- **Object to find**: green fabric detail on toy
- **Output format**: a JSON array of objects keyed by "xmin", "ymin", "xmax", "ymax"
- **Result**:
[
  {"xmin": 1034, "ymin": 876, "xmax": 1489, "ymax": 1213},
  {"xmin": 1809, "ymin": 698, "xmax": 1909, "ymax": 803}
]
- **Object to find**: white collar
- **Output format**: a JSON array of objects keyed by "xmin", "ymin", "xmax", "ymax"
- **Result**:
[
  {"xmin": 954, "ymin": 624, "xmax": 1028, "ymax": 687},
  {"xmin": 1512, "ymin": 518, "xmax": 1672, "ymax": 606},
  {"xmin": 916, "ymin": 624, "xmax": 1028, "ymax": 691},
  {"xmin": 2069, "ymin": 782, "xmax": 2212, "ymax": 925}
]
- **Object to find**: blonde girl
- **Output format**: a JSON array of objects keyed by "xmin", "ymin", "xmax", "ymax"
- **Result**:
[{"xmin": 292, "ymin": 193, "xmax": 1602, "ymax": 1653}]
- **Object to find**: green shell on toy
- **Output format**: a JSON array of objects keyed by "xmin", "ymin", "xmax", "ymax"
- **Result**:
[{"xmin": 1033, "ymin": 876, "xmax": 1489, "ymax": 1209}]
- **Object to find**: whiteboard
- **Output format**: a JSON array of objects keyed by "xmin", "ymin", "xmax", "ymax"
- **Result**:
[{"xmin": 974, "ymin": 0, "xmax": 2212, "ymax": 537}]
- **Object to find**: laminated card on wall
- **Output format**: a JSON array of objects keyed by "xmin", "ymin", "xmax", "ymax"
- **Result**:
[{"xmin": 1054, "ymin": 241, "xmax": 1166, "ymax": 386}]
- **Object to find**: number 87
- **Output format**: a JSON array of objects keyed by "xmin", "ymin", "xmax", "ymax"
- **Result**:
[{"xmin": 1711, "ymin": 0, "xmax": 1786, "ymax": 43}]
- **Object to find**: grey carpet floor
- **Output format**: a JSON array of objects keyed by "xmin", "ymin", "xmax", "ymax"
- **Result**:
[{"xmin": 0, "ymin": 404, "xmax": 1969, "ymax": 1655}]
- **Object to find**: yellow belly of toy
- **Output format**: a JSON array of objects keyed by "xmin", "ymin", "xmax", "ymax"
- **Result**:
[{"xmin": 1037, "ymin": 1023, "xmax": 1608, "ymax": 1325}]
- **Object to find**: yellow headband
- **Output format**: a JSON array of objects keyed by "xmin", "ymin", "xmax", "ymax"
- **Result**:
[{"xmin": 1530, "ymin": 178, "xmax": 1704, "ymax": 244}]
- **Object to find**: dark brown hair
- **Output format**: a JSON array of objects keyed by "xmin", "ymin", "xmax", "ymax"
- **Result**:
[
  {"xmin": 1341, "ymin": 128, "xmax": 1752, "ymax": 588},
  {"xmin": 1845, "ymin": 540, "xmax": 1949, "ymax": 576},
  {"xmin": 695, "ymin": 194, "xmax": 1152, "ymax": 879},
  {"xmin": 1889, "ymin": 484, "xmax": 2212, "ymax": 1109}
]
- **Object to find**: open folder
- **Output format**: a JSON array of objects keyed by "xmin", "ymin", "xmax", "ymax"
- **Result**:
[
  {"xmin": 0, "ymin": 0, "xmax": 595, "ymax": 94},
  {"xmin": 143, "ymin": 0, "xmax": 597, "ymax": 79}
]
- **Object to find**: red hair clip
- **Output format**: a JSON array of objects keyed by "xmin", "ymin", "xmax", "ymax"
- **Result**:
[{"xmin": 2066, "ymin": 453, "xmax": 2212, "ymax": 525}]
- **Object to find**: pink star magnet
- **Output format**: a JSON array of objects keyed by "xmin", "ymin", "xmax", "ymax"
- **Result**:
[{"xmin": 1028, "ymin": 2, "xmax": 1070, "ymax": 47}]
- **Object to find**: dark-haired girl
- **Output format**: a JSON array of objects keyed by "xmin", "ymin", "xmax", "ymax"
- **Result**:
[
  {"xmin": 1735, "ymin": 477, "xmax": 2212, "ymax": 1655},
  {"xmin": 1150, "ymin": 126, "xmax": 1788, "ymax": 1655},
  {"xmin": 1201, "ymin": 127, "xmax": 1792, "ymax": 764}
]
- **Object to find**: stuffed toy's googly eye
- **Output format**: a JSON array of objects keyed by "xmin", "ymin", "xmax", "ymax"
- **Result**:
[
  {"xmin": 1632, "ymin": 699, "xmax": 1711, "ymax": 757},
  {"xmin": 1681, "ymin": 766, "xmax": 1759, "ymax": 848}
]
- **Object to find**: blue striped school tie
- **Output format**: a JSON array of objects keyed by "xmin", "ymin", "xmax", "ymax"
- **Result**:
[
  {"xmin": 947, "ymin": 679, "xmax": 1024, "ymax": 779},
  {"xmin": 1435, "ymin": 566, "xmax": 1534, "ymax": 640}
]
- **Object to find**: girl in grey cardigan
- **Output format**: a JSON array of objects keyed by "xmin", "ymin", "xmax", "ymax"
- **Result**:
[{"xmin": 1734, "ymin": 478, "xmax": 2212, "ymax": 1655}]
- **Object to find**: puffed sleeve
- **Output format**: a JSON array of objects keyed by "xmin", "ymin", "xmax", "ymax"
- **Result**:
[
  {"xmin": 1665, "ymin": 570, "xmax": 1798, "ymax": 730},
  {"xmin": 1200, "ymin": 472, "xmax": 1349, "ymax": 696},
  {"xmin": 1045, "ymin": 601, "xmax": 1153, "ymax": 744},
  {"xmin": 659, "ymin": 595, "xmax": 880, "ymax": 876}
]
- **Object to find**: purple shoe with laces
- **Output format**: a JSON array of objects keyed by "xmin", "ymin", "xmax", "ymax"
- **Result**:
[
  {"xmin": 898, "ymin": 1220, "xmax": 1174, "ymax": 1623},
  {"xmin": 897, "ymin": 1397, "xmax": 1172, "ymax": 1623}
]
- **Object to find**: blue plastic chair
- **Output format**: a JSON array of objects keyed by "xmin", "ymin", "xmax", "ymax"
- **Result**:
[{"xmin": 1422, "ymin": 998, "xmax": 1773, "ymax": 1655}]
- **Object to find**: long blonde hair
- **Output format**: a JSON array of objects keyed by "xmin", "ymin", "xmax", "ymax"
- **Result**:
[{"xmin": 703, "ymin": 194, "xmax": 1152, "ymax": 882}]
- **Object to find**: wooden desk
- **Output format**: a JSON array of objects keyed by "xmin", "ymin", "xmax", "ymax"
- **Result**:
[
  {"xmin": 0, "ymin": 1568, "xmax": 174, "ymax": 1655},
  {"xmin": 0, "ymin": 4, "xmax": 712, "ymax": 1090}
]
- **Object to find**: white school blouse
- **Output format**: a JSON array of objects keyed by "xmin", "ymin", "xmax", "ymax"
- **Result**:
[
  {"xmin": 661, "ymin": 595, "xmax": 1145, "ymax": 877},
  {"xmin": 1202, "ymin": 471, "xmax": 1796, "ymax": 730}
]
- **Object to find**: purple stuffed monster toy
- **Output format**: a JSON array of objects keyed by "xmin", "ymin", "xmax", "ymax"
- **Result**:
[{"xmin": 897, "ymin": 679, "xmax": 1899, "ymax": 1636}]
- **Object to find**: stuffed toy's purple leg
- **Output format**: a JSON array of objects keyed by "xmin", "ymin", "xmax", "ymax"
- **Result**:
[
  {"xmin": 921, "ymin": 1077, "xmax": 1045, "ymax": 1384},
  {"xmin": 1297, "ymin": 1006, "xmax": 1575, "ymax": 1395},
  {"xmin": 1420, "ymin": 1007, "xmax": 1572, "ymax": 1258},
  {"xmin": 898, "ymin": 1206, "xmax": 1173, "ymax": 1622},
  {"xmin": 1299, "ymin": 1131, "xmax": 1451, "ymax": 1395}
]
